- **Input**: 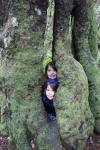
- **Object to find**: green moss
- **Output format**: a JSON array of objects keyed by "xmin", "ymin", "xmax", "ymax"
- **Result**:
[
  {"xmin": 1, "ymin": 0, "xmax": 100, "ymax": 149},
  {"xmin": 71, "ymin": 0, "xmax": 100, "ymax": 132},
  {"xmin": 88, "ymin": 1, "xmax": 98, "ymax": 59},
  {"xmin": 54, "ymin": 56, "xmax": 94, "ymax": 149},
  {"xmin": 0, "ymin": 1, "xmax": 62, "ymax": 149},
  {"xmin": 43, "ymin": 0, "xmax": 55, "ymax": 69}
]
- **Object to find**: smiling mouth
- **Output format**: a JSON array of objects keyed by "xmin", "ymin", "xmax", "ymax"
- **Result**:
[
  {"xmin": 48, "ymin": 95, "xmax": 53, "ymax": 98},
  {"xmin": 50, "ymin": 74, "xmax": 56, "ymax": 78}
]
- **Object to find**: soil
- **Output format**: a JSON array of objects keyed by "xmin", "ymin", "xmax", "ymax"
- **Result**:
[
  {"xmin": 0, "ymin": 132, "xmax": 100, "ymax": 150},
  {"xmin": 84, "ymin": 133, "xmax": 100, "ymax": 150}
]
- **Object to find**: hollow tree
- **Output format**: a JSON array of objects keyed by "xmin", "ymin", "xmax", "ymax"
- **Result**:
[{"xmin": 0, "ymin": 0, "xmax": 99, "ymax": 149}]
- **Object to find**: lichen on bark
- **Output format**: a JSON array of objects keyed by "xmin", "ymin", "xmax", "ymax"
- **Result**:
[
  {"xmin": 0, "ymin": 0, "xmax": 100, "ymax": 149},
  {"xmin": 0, "ymin": 0, "xmax": 61, "ymax": 149}
]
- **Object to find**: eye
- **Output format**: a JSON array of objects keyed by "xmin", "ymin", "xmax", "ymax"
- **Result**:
[
  {"xmin": 46, "ymin": 88, "xmax": 50, "ymax": 91},
  {"xmin": 47, "ymin": 69, "xmax": 52, "ymax": 72}
]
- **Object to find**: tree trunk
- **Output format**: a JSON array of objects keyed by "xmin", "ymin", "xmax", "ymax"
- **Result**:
[
  {"xmin": 0, "ymin": 0, "xmax": 12, "ymax": 26},
  {"xmin": 0, "ymin": 0, "xmax": 61, "ymax": 149},
  {"xmin": 0, "ymin": 0, "xmax": 99, "ymax": 149}
]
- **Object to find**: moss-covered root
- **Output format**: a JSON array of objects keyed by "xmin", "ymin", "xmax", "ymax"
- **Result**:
[
  {"xmin": 54, "ymin": 56, "xmax": 94, "ymax": 149},
  {"xmin": 10, "ymin": 97, "xmax": 62, "ymax": 150},
  {"xmin": 10, "ymin": 111, "xmax": 32, "ymax": 150}
]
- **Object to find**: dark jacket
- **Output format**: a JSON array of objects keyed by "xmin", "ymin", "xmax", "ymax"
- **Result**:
[
  {"xmin": 45, "ymin": 78, "xmax": 59, "ymax": 89},
  {"xmin": 42, "ymin": 94, "xmax": 56, "ymax": 116}
]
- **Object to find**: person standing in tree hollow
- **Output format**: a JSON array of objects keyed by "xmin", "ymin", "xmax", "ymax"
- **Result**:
[
  {"xmin": 42, "ymin": 82, "xmax": 58, "ymax": 121},
  {"xmin": 41, "ymin": 62, "xmax": 59, "ymax": 121},
  {"xmin": 44, "ymin": 62, "xmax": 59, "ymax": 88}
]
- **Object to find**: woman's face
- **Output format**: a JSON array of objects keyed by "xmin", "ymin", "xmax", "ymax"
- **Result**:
[
  {"xmin": 46, "ymin": 85, "xmax": 55, "ymax": 100},
  {"xmin": 47, "ymin": 66, "xmax": 57, "ymax": 79}
]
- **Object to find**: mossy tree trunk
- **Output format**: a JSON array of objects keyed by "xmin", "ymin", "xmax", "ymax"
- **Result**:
[
  {"xmin": 0, "ymin": 0, "xmax": 99, "ymax": 149},
  {"xmin": 53, "ymin": 0, "xmax": 100, "ymax": 130},
  {"xmin": 0, "ymin": 0, "xmax": 61, "ymax": 149}
]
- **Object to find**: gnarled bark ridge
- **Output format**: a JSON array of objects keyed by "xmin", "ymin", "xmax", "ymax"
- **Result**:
[{"xmin": 0, "ymin": 0, "xmax": 99, "ymax": 149}]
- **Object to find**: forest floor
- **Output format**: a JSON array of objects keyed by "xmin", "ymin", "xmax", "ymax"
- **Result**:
[
  {"xmin": 0, "ymin": 132, "xmax": 100, "ymax": 150},
  {"xmin": 84, "ymin": 132, "xmax": 100, "ymax": 150}
]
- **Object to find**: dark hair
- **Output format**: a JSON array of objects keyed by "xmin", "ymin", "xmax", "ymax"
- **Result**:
[
  {"xmin": 45, "ymin": 62, "xmax": 57, "ymax": 77},
  {"xmin": 42, "ymin": 82, "xmax": 58, "ymax": 95}
]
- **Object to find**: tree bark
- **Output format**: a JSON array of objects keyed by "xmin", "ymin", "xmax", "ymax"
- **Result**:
[
  {"xmin": 0, "ymin": 0, "xmax": 99, "ymax": 149},
  {"xmin": 0, "ymin": 0, "xmax": 12, "ymax": 26}
]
